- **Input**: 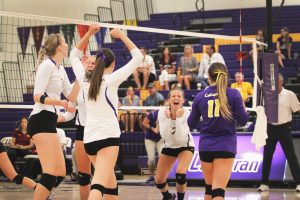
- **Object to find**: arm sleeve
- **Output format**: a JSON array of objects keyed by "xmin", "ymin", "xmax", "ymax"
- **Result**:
[
  {"xmin": 157, "ymin": 108, "xmax": 171, "ymax": 140},
  {"xmin": 61, "ymin": 67, "xmax": 72, "ymax": 98},
  {"xmin": 33, "ymin": 63, "xmax": 53, "ymax": 95},
  {"xmin": 109, "ymin": 48, "xmax": 143, "ymax": 85},
  {"xmin": 290, "ymin": 91, "xmax": 300, "ymax": 112},
  {"xmin": 175, "ymin": 109, "xmax": 190, "ymax": 142},
  {"xmin": 70, "ymin": 47, "xmax": 85, "ymax": 87},
  {"xmin": 198, "ymin": 59, "xmax": 205, "ymax": 76},
  {"xmin": 234, "ymin": 91, "xmax": 249, "ymax": 126},
  {"xmin": 188, "ymin": 95, "xmax": 201, "ymax": 128}
]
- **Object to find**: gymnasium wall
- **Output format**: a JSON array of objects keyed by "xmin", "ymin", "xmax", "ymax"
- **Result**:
[
  {"xmin": 0, "ymin": 0, "xmax": 110, "ymax": 20},
  {"xmin": 152, "ymin": 0, "xmax": 300, "ymax": 14}
]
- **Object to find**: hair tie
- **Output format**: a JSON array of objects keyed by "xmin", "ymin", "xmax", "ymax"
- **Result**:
[
  {"xmin": 96, "ymin": 50, "xmax": 106, "ymax": 62},
  {"xmin": 41, "ymin": 45, "xmax": 45, "ymax": 49},
  {"xmin": 214, "ymin": 70, "xmax": 227, "ymax": 82}
]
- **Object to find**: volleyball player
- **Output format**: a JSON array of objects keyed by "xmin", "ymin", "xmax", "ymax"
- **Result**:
[
  {"xmin": 70, "ymin": 24, "xmax": 143, "ymax": 200},
  {"xmin": 26, "ymin": 33, "xmax": 79, "ymax": 200},
  {"xmin": 155, "ymin": 88, "xmax": 194, "ymax": 200},
  {"xmin": 58, "ymin": 59, "xmax": 96, "ymax": 200},
  {"xmin": 0, "ymin": 142, "xmax": 36, "ymax": 189},
  {"xmin": 188, "ymin": 62, "xmax": 248, "ymax": 200}
]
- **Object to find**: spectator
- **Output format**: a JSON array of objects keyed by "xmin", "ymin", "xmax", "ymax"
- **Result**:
[
  {"xmin": 133, "ymin": 47, "xmax": 156, "ymax": 89},
  {"xmin": 142, "ymin": 108, "xmax": 162, "ymax": 183},
  {"xmin": 178, "ymin": 44, "xmax": 198, "ymax": 90},
  {"xmin": 144, "ymin": 83, "xmax": 165, "ymax": 106},
  {"xmin": 231, "ymin": 72, "xmax": 253, "ymax": 103},
  {"xmin": 276, "ymin": 27, "xmax": 293, "ymax": 67},
  {"xmin": 198, "ymin": 45, "xmax": 225, "ymax": 88},
  {"xmin": 258, "ymin": 73, "xmax": 300, "ymax": 192},
  {"xmin": 7, "ymin": 117, "xmax": 34, "ymax": 168},
  {"xmin": 158, "ymin": 47, "xmax": 177, "ymax": 90},
  {"xmin": 121, "ymin": 86, "xmax": 141, "ymax": 132}
]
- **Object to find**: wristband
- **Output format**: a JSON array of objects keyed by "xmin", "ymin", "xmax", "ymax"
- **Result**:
[{"xmin": 40, "ymin": 95, "xmax": 47, "ymax": 104}]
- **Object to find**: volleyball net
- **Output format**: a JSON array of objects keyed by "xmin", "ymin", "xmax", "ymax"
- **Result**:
[{"xmin": 0, "ymin": 11, "xmax": 264, "ymax": 114}]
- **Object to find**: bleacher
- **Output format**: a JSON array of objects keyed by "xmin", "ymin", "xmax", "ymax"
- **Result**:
[{"xmin": 1, "ymin": 5, "xmax": 300, "ymax": 173}]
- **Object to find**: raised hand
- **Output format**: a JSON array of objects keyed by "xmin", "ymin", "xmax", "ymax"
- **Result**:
[
  {"xmin": 88, "ymin": 23, "xmax": 100, "ymax": 35},
  {"xmin": 176, "ymin": 108, "xmax": 184, "ymax": 118},
  {"xmin": 110, "ymin": 28, "xmax": 125, "ymax": 39}
]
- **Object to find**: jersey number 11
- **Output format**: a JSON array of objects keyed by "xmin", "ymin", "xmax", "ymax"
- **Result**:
[{"xmin": 208, "ymin": 99, "xmax": 220, "ymax": 118}]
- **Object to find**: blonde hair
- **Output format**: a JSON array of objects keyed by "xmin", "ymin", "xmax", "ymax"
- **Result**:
[
  {"xmin": 37, "ymin": 33, "xmax": 62, "ymax": 66},
  {"xmin": 208, "ymin": 62, "xmax": 232, "ymax": 121}
]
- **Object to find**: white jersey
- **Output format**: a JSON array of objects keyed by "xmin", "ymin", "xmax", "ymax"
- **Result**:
[
  {"xmin": 31, "ymin": 58, "xmax": 72, "ymax": 116},
  {"xmin": 158, "ymin": 107, "xmax": 194, "ymax": 148},
  {"xmin": 70, "ymin": 47, "xmax": 143, "ymax": 143},
  {"xmin": 61, "ymin": 87, "xmax": 87, "ymax": 126}
]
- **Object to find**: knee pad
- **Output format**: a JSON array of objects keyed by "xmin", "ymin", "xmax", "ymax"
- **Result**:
[
  {"xmin": 155, "ymin": 181, "xmax": 167, "ymax": 189},
  {"xmin": 205, "ymin": 184, "xmax": 212, "ymax": 195},
  {"xmin": 212, "ymin": 188, "xmax": 225, "ymax": 198},
  {"xmin": 78, "ymin": 172, "xmax": 91, "ymax": 186},
  {"xmin": 104, "ymin": 185, "xmax": 118, "ymax": 196},
  {"xmin": 39, "ymin": 173, "xmax": 57, "ymax": 192},
  {"xmin": 176, "ymin": 173, "xmax": 186, "ymax": 185},
  {"xmin": 91, "ymin": 184, "xmax": 105, "ymax": 196},
  {"xmin": 12, "ymin": 174, "xmax": 24, "ymax": 185},
  {"xmin": 55, "ymin": 176, "xmax": 65, "ymax": 188}
]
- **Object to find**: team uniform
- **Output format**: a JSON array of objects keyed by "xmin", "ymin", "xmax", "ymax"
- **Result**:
[
  {"xmin": 188, "ymin": 86, "xmax": 248, "ymax": 162},
  {"xmin": 62, "ymin": 87, "xmax": 87, "ymax": 141},
  {"xmin": 0, "ymin": 142, "xmax": 6, "ymax": 154},
  {"xmin": 158, "ymin": 107, "xmax": 195, "ymax": 157},
  {"xmin": 70, "ymin": 47, "xmax": 143, "ymax": 155},
  {"xmin": 27, "ymin": 58, "xmax": 72, "ymax": 136}
]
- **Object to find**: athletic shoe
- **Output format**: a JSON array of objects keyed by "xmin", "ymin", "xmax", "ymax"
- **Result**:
[
  {"xmin": 146, "ymin": 176, "xmax": 155, "ymax": 183},
  {"xmin": 296, "ymin": 185, "xmax": 300, "ymax": 192},
  {"xmin": 257, "ymin": 184, "xmax": 269, "ymax": 192},
  {"xmin": 162, "ymin": 193, "xmax": 176, "ymax": 200}
]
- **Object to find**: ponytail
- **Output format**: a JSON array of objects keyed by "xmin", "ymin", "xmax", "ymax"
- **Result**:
[
  {"xmin": 37, "ymin": 48, "xmax": 46, "ymax": 66},
  {"xmin": 88, "ymin": 58, "xmax": 106, "ymax": 101},
  {"xmin": 88, "ymin": 48, "xmax": 115, "ymax": 101},
  {"xmin": 208, "ymin": 62, "xmax": 232, "ymax": 121}
]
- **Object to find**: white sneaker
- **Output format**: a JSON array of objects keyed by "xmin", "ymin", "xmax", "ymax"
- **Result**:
[
  {"xmin": 257, "ymin": 184, "xmax": 269, "ymax": 192},
  {"xmin": 296, "ymin": 185, "xmax": 300, "ymax": 192}
]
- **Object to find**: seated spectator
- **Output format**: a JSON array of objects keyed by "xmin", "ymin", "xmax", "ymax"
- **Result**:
[
  {"xmin": 133, "ymin": 47, "xmax": 156, "ymax": 89},
  {"xmin": 198, "ymin": 45, "xmax": 225, "ymax": 88},
  {"xmin": 121, "ymin": 86, "xmax": 141, "ymax": 132},
  {"xmin": 251, "ymin": 28, "xmax": 266, "ymax": 55},
  {"xmin": 144, "ymin": 83, "xmax": 165, "ymax": 106},
  {"xmin": 158, "ymin": 47, "xmax": 177, "ymax": 90},
  {"xmin": 178, "ymin": 44, "xmax": 198, "ymax": 90},
  {"xmin": 276, "ymin": 27, "xmax": 293, "ymax": 67},
  {"xmin": 231, "ymin": 72, "xmax": 253, "ymax": 103},
  {"xmin": 7, "ymin": 117, "xmax": 34, "ymax": 169}
]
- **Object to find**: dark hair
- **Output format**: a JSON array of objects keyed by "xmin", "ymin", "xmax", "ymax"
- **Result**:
[
  {"xmin": 158, "ymin": 100, "xmax": 165, "ymax": 106},
  {"xmin": 208, "ymin": 62, "xmax": 232, "ymax": 121},
  {"xmin": 139, "ymin": 46, "xmax": 147, "ymax": 52},
  {"xmin": 15, "ymin": 117, "xmax": 28, "ymax": 132},
  {"xmin": 281, "ymin": 26, "xmax": 289, "ymax": 33},
  {"xmin": 210, "ymin": 45, "xmax": 216, "ymax": 53},
  {"xmin": 88, "ymin": 48, "xmax": 115, "ymax": 101},
  {"xmin": 162, "ymin": 47, "xmax": 172, "ymax": 59}
]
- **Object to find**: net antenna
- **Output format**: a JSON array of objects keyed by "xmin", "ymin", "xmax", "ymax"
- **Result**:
[{"xmin": 0, "ymin": 11, "xmax": 266, "ymax": 112}]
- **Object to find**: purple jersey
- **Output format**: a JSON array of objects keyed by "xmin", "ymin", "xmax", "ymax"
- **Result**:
[
  {"xmin": 145, "ymin": 110, "xmax": 162, "ymax": 142},
  {"xmin": 188, "ymin": 86, "xmax": 248, "ymax": 153}
]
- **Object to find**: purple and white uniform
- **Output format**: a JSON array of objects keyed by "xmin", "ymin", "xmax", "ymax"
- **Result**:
[{"xmin": 188, "ymin": 86, "xmax": 248, "ymax": 154}]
